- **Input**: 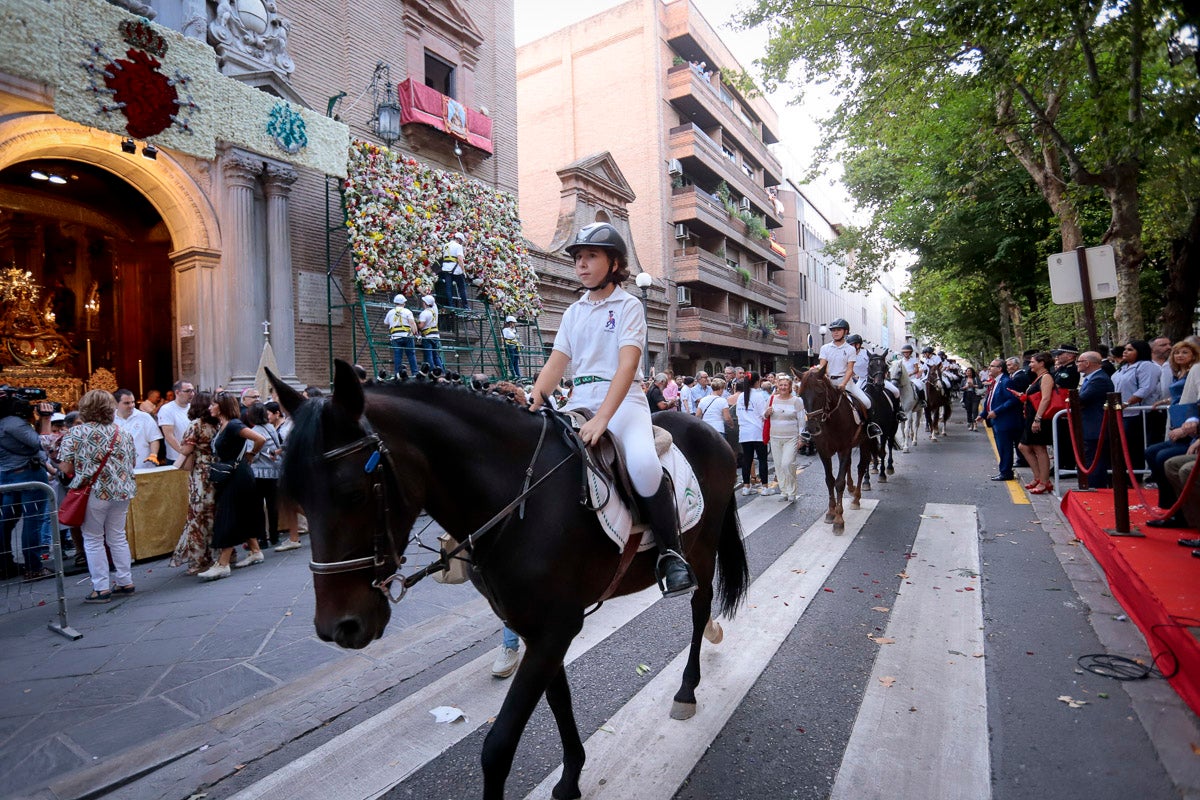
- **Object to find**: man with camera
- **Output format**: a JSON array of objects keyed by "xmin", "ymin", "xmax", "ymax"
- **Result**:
[{"xmin": 0, "ymin": 386, "xmax": 56, "ymax": 580}]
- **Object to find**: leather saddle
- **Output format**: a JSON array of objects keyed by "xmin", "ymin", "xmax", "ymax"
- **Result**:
[{"xmin": 563, "ymin": 409, "xmax": 673, "ymax": 524}]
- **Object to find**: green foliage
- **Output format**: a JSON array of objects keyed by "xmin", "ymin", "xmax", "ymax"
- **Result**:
[
  {"xmin": 736, "ymin": 265, "xmax": 753, "ymax": 285},
  {"xmin": 738, "ymin": 0, "xmax": 1199, "ymax": 344}
]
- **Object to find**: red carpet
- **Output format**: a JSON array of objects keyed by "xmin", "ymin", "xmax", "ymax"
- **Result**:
[{"xmin": 1061, "ymin": 490, "xmax": 1200, "ymax": 715}]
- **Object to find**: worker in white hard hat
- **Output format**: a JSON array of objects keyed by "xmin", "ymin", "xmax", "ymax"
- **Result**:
[
  {"xmin": 439, "ymin": 232, "xmax": 469, "ymax": 310},
  {"xmin": 382, "ymin": 294, "xmax": 418, "ymax": 376},
  {"xmin": 501, "ymin": 315, "xmax": 521, "ymax": 379}
]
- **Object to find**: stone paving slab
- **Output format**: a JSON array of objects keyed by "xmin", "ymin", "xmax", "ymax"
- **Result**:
[{"xmin": 0, "ymin": 518, "xmax": 489, "ymax": 800}]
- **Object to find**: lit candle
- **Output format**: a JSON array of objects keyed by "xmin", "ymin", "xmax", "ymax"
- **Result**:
[
  {"xmin": 86, "ymin": 338, "xmax": 92, "ymax": 374},
  {"xmin": 138, "ymin": 359, "xmax": 143, "ymax": 397}
]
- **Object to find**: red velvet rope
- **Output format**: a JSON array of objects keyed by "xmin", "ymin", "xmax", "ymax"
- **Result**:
[
  {"xmin": 1112, "ymin": 407, "xmax": 1200, "ymax": 520},
  {"xmin": 1064, "ymin": 403, "xmax": 1109, "ymax": 477}
]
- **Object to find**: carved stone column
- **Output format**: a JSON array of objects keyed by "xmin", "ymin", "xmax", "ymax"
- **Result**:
[
  {"xmin": 220, "ymin": 149, "xmax": 264, "ymax": 388},
  {"xmin": 264, "ymin": 162, "xmax": 298, "ymax": 382},
  {"xmin": 170, "ymin": 247, "xmax": 222, "ymax": 390}
]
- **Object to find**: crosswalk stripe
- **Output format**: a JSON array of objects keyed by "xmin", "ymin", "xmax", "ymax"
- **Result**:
[
  {"xmin": 830, "ymin": 503, "xmax": 990, "ymax": 800},
  {"xmin": 524, "ymin": 499, "xmax": 878, "ymax": 800},
  {"xmin": 230, "ymin": 496, "xmax": 792, "ymax": 800}
]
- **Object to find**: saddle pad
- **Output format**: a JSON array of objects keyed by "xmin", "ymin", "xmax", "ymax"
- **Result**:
[{"xmin": 587, "ymin": 443, "xmax": 705, "ymax": 552}]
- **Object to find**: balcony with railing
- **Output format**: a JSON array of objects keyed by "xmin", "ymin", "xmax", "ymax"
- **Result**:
[
  {"xmin": 665, "ymin": 66, "xmax": 781, "ymax": 183},
  {"xmin": 672, "ymin": 246, "xmax": 787, "ymax": 312},
  {"xmin": 671, "ymin": 185, "xmax": 785, "ymax": 268},
  {"xmin": 675, "ymin": 306, "xmax": 789, "ymax": 353},
  {"xmin": 668, "ymin": 123, "xmax": 780, "ymax": 228}
]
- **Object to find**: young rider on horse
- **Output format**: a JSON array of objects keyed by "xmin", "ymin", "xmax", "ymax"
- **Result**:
[
  {"xmin": 528, "ymin": 222, "xmax": 696, "ymax": 598},
  {"xmin": 901, "ymin": 343, "xmax": 925, "ymax": 403},
  {"xmin": 922, "ymin": 346, "xmax": 952, "ymax": 390},
  {"xmin": 818, "ymin": 319, "xmax": 872, "ymax": 411}
]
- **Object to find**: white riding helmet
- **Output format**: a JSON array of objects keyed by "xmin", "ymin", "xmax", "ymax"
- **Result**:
[{"xmin": 393, "ymin": 294, "xmax": 406, "ymax": 305}]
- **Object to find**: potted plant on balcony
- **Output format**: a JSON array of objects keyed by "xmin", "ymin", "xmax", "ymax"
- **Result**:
[{"xmin": 735, "ymin": 265, "xmax": 752, "ymax": 286}]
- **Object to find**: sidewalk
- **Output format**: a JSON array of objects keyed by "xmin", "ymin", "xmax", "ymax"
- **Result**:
[{"xmin": 0, "ymin": 523, "xmax": 496, "ymax": 800}]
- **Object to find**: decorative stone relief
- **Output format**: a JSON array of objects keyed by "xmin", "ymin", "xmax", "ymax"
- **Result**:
[
  {"xmin": 103, "ymin": 0, "xmax": 157, "ymax": 19},
  {"xmin": 207, "ymin": 0, "xmax": 295, "ymax": 81}
]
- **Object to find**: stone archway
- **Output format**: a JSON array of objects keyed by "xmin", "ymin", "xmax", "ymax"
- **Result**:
[
  {"xmin": 0, "ymin": 113, "xmax": 224, "ymax": 388},
  {"xmin": 0, "ymin": 113, "xmax": 220, "ymax": 252}
]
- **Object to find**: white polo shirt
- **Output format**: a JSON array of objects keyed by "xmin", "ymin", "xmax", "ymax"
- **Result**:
[
  {"xmin": 156, "ymin": 399, "xmax": 191, "ymax": 461},
  {"xmin": 553, "ymin": 286, "xmax": 646, "ymax": 383},
  {"xmin": 115, "ymin": 408, "xmax": 163, "ymax": 464},
  {"xmin": 819, "ymin": 341, "xmax": 855, "ymax": 378},
  {"xmin": 853, "ymin": 348, "xmax": 870, "ymax": 380}
]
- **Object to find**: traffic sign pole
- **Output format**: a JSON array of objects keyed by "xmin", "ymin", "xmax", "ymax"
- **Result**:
[{"xmin": 1075, "ymin": 245, "xmax": 1100, "ymax": 350}]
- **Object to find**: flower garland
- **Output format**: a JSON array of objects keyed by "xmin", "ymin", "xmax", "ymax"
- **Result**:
[{"xmin": 344, "ymin": 140, "xmax": 542, "ymax": 318}]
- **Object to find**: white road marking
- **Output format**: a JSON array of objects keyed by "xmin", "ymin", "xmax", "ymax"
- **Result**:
[
  {"xmin": 525, "ymin": 500, "xmax": 878, "ymax": 800},
  {"xmin": 230, "ymin": 497, "xmax": 791, "ymax": 800},
  {"xmin": 830, "ymin": 502, "xmax": 990, "ymax": 800}
]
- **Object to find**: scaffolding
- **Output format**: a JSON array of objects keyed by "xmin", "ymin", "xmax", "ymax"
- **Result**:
[{"xmin": 324, "ymin": 176, "xmax": 544, "ymax": 384}]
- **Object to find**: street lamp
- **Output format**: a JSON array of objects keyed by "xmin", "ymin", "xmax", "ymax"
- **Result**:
[
  {"xmin": 635, "ymin": 271, "xmax": 653, "ymax": 377},
  {"xmin": 819, "ymin": 323, "xmax": 829, "ymax": 347}
]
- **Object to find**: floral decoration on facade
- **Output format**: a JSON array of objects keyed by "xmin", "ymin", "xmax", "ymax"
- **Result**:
[
  {"xmin": 267, "ymin": 101, "xmax": 307, "ymax": 154},
  {"xmin": 82, "ymin": 18, "xmax": 199, "ymax": 139},
  {"xmin": 344, "ymin": 140, "xmax": 542, "ymax": 318}
]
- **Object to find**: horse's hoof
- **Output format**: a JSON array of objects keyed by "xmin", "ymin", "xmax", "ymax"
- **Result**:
[
  {"xmin": 887, "ymin": 466, "xmax": 895, "ymax": 475},
  {"xmin": 851, "ymin": 500, "xmax": 861, "ymax": 509},
  {"xmin": 704, "ymin": 619, "xmax": 724, "ymax": 644},
  {"xmin": 670, "ymin": 701, "xmax": 697, "ymax": 720},
  {"xmin": 833, "ymin": 524, "xmax": 845, "ymax": 535},
  {"xmin": 825, "ymin": 513, "xmax": 835, "ymax": 523}
]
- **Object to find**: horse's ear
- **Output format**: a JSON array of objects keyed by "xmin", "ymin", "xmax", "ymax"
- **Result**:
[
  {"xmin": 813, "ymin": 363, "xmax": 826, "ymax": 377},
  {"xmin": 333, "ymin": 359, "xmax": 365, "ymax": 421},
  {"xmin": 267, "ymin": 368, "xmax": 304, "ymax": 416}
]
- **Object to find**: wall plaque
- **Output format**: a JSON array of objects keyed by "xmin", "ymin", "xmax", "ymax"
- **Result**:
[{"xmin": 297, "ymin": 271, "xmax": 342, "ymax": 326}]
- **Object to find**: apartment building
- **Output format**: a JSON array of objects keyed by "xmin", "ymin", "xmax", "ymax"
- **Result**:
[
  {"xmin": 517, "ymin": 0, "xmax": 789, "ymax": 376},
  {"xmin": 776, "ymin": 182, "xmax": 908, "ymax": 362}
]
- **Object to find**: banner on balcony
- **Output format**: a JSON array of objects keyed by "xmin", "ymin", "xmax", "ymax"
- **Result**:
[
  {"xmin": 398, "ymin": 78, "xmax": 493, "ymax": 154},
  {"xmin": 344, "ymin": 140, "xmax": 541, "ymax": 318}
]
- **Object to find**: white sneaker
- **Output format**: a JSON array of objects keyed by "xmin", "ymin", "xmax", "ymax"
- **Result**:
[
  {"xmin": 492, "ymin": 646, "xmax": 520, "ymax": 678},
  {"xmin": 234, "ymin": 551, "xmax": 264, "ymax": 568},
  {"xmin": 274, "ymin": 539, "xmax": 302, "ymax": 552},
  {"xmin": 759, "ymin": 486, "xmax": 770, "ymax": 496},
  {"xmin": 741, "ymin": 487, "xmax": 752, "ymax": 496},
  {"xmin": 198, "ymin": 563, "xmax": 231, "ymax": 581}
]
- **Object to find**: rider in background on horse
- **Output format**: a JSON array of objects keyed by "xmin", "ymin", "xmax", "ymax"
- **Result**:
[
  {"xmin": 528, "ymin": 222, "xmax": 696, "ymax": 598},
  {"xmin": 901, "ymin": 343, "xmax": 925, "ymax": 403},
  {"xmin": 817, "ymin": 319, "xmax": 872, "ymax": 415}
]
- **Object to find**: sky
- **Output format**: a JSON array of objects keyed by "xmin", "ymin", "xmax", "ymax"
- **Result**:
[{"xmin": 512, "ymin": 0, "xmax": 854, "ymax": 224}]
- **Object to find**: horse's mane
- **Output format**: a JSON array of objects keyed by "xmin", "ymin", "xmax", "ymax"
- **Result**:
[{"xmin": 279, "ymin": 380, "xmax": 543, "ymax": 505}]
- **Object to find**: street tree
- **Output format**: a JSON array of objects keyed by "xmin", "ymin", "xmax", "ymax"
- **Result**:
[{"xmin": 740, "ymin": 0, "xmax": 1200, "ymax": 342}]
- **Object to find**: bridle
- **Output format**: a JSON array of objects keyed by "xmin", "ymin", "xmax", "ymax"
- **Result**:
[
  {"xmin": 307, "ymin": 410, "xmax": 578, "ymax": 603},
  {"xmin": 800, "ymin": 373, "xmax": 845, "ymax": 435}
]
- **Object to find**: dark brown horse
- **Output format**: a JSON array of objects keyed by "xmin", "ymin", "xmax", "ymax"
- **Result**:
[
  {"xmin": 797, "ymin": 365, "xmax": 866, "ymax": 532},
  {"xmin": 924, "ymin": 362, "xmax": 953, "ymax": 440},
  {"xmin": 268, "ymin": 361, "xmax": 749, "ymax": 800}
]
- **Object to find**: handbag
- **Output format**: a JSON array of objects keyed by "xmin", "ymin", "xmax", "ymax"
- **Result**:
[
  {"xmin": 762, "ymin": 394, "xmax": 775, "ymax": 442},
  {"xmin": 208, "ymin": 426, "xmax": 245, "ymax": 487},
  {"xmin": 1009, "ymin": 385, "xmax": 1069, "ymax": 418},
  {"xmin": 59, "ymin": 430, "xmax": 120, "ymax": 527}
]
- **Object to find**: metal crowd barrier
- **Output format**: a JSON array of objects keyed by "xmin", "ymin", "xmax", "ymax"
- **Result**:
[
  {"xmin": 1051, "ymin": 403, "xmax": 1157, "ymax": 498},
  {"xmin": 1, "ymin": 480, "xmax": 81, "ymax": 640}
]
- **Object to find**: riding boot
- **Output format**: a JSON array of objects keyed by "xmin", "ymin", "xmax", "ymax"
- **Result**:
[{"xmin": 637, "ymin": 472, "xmax": 696, "ymax": 598}]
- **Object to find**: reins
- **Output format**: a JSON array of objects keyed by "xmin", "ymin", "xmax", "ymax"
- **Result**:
[{"xmin": 309, "ymin": 409, "xmax": 581, "ymax": 603}]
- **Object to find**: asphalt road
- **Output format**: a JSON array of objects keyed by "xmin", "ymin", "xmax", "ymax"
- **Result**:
[{"xmin": 205, "ymin": 420, "xmax": 1194, "ymax": 800}]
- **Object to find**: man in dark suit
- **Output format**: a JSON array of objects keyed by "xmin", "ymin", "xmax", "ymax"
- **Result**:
[
  {"xmin": 978, "ymin": 358, "xmax": 1023, "ymax": 480},
  {"xmin": 1077, "ymin": 351, "xmax": 1115, "ymax": 488}
]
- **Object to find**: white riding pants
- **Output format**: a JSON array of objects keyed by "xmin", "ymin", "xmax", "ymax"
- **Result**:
[
  {"xmin": 846, "ymin": 380, "xmax": 871, "ymax": 409},
  {"xmin": 565, "ymin": 382, "xmax": 662, "ymax": 497},
  {"xmin": 884, "ymin": 379, "xmax": 900, "ymax": 398}
]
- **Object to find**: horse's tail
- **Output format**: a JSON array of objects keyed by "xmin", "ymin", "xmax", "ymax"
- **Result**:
[{"xmin": 715, "ymin": 495, "xmax": 750, "ymax": 619}]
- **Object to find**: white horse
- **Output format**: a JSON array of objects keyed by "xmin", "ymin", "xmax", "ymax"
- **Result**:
[{"xmin": 890, "ymin": 358, "xmax": 923, "ymax": 452}]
